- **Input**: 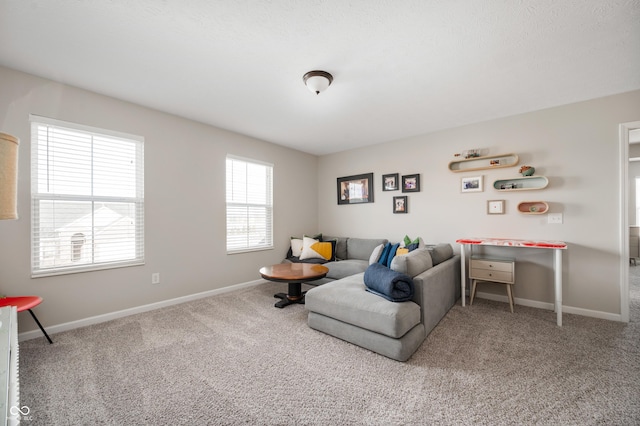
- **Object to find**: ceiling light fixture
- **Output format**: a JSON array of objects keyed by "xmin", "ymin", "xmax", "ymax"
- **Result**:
[{"xmin": 303, "ymin": 70, "xmax": 333, "ymax": 95}]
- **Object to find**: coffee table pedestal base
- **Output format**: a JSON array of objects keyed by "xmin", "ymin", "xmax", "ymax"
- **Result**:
[{"xmin": 273, "ymin": 282, "xmax": 305, "ymax": 308}]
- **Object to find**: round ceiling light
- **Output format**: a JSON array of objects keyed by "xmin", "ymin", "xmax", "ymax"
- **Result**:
[{"xmin": 303, "ymin": 70, "xmax": 333, "ymax": 95}]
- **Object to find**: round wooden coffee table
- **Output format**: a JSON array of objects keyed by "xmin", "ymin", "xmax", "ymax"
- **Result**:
[{"xmin": 259, "ymin": 263, "xmax": 329, "ymax": 308}]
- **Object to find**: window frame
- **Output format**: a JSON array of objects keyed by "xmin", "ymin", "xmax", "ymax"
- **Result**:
[
  {"xmin": 30, "ymin": 115, "xmax": 145, "ymax": 277},
  {"xmin": 226, "ymin": 155, "xmax": 274, "ymax": 254}
]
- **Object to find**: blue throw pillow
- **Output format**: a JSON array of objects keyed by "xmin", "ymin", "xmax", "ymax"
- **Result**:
[
  {"xmin": 378, "ymin": 243, "xmax": 392, "ymax": 266},
  {"xmin": 385, "ymin": 243, "xmax": 400, "ymax": 267}
]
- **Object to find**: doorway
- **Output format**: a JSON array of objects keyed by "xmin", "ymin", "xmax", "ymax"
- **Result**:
[{"xmin": 620, "ymin": 122, "xmax": 640, "ymax": 323}]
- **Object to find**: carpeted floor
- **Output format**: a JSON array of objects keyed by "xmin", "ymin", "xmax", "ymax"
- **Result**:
[{"xmin": 18, "ymin": 270, "xmax": 640, "ymax": 425}]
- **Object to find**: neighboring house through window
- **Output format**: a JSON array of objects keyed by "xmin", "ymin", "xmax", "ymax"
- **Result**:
[
  {"xmin": 226, "ymin": 155, "xmax": 273, "ymax": 253},
  {"xmin": 30, "ymin": 115, "xmax": 144, "ymax": 277}
]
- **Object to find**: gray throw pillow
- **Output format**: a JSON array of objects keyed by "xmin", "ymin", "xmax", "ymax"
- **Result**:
[
  {"xmin": 390, "ymin": 248, "xmax": 433, "ymax": 277},
  {"xmin": 427, "ymin": 244, "xmax": 454, "ymax": 266}
]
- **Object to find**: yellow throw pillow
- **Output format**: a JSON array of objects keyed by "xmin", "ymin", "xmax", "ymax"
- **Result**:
[{"xmin": 300, "ymin": 237, "xmax": 333, "ymax": 261}]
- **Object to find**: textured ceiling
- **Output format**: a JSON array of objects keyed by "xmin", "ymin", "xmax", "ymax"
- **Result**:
[{"xmin": 1, "ymin": 0, "xmax": 639, "ymax": 155}]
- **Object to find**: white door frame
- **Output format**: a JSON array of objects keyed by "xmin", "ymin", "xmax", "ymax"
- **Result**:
[{"xmin": 619, "ymin": 121, "xmax": 640, "ymax": 323}]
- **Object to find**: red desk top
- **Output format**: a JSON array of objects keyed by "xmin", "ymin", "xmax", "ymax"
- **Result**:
[
  {"xmin": 0, "ymin": 296, "xmax": 43, "ymax": 312},
  {"xmin": 456, "ymin": 238, "xmax": 567, "ymax": 249}
]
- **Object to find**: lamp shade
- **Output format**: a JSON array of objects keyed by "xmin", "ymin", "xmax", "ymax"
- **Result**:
[
  {"xmin": 0, "ymin": 132, "xmax": 19, "ymax": 220},
  {"xmin": 303, "ymin": 70, "xmax": 333, "ymax": 95}
]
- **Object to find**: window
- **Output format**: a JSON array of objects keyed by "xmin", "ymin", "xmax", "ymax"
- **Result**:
[
  {"xmin": 30, "ymin": 115, "xmax": 144, "ymax": 277},
  {"xmin": 226, "ymin": 156, "xmax": 273, "ymax": 253}
]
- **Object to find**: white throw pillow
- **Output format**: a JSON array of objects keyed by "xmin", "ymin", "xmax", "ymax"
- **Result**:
[
  {"xmin": 299, "ymin": 237, "xmax": 327, "ymax": 260},
  {"xmin": 369, "ymin": 243, "xmax": 385, "ymax": 265},
  {"xmin": 290, "ymin": 238, "xmax": 304, "ymax": 257}
]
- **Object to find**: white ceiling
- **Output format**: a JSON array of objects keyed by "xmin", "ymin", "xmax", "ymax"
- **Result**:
[{"xmin": 1, "ymin": 0, "xmax": 639, "ymax": 155}]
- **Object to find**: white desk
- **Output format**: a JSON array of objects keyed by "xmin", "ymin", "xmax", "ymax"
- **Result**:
[{"xmin": 456, "ymin": 238, "xmax": 567, "ymax": 326}]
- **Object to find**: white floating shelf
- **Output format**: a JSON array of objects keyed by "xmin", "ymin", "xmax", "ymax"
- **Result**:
[
  {"xmin": 448, "ymin": 153, "xmax": 519, "ymax": 173},
  {"xmin": 493, "ymin": 176, "xmax": 549, "ymax": 191}
]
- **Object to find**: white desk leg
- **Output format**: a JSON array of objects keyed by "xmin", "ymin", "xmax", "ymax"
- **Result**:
[
  {"xmin": 554, "ymin": 248, "xmax": 563, "ymax": 326},
  {"xmin": 460, "ymin": 244, "xmax": 467, "ymax": 306}
]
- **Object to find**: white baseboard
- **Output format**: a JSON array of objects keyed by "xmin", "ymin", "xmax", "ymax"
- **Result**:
[
  {"xmin": 474, "ymin": 291, "xmax": 623, "ymax": 322},
  {"xmin": 18, "ymin": 279, "xmax": 265, "ymax": 342}
]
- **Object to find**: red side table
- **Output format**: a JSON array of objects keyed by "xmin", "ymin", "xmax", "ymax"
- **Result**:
[{"xmin": 0, "ymin": 296, "xmax": 53, "ymax": 344}]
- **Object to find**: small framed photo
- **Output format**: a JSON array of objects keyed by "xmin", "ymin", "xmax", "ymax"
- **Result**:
[
  {"xmin": 461, "ymin": 175, "xmax": 483, "ymax": 193},
  {"xmin": 402, "ymin": 174, "xmax": 420, "ymax": 193},
  {"xmin": 393, "ymin": 196, "xmax": 408, "ymax": 213},
  {"xmin": 487, "ymin": 200, "xmax": 505, "ymax": 214},
  {"xmin": 382, "ymin": 173, "xmax": 399, "ymax": 191}
]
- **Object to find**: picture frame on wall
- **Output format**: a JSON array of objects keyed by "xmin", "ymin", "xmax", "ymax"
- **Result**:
[
  {"xmin": 382, "ymin": 173, "xmax": 399, "ymax": 191},
  {"xmin": 337, "ymin": 173, "xmax": 374, "ymax": 205},
  {"xmin": 393, "ymin": 196, "xmax": 407, "ymax": 213},
  {"xmin": 402, "ymin": 174, "xmax": 420, "ymax": 192},
  {"xmin": 461, "ymin": 175, "xmax": 483, "ymax": 193},
  {"xmin": 487, "ymin": 199, "xmax": 505, "ymax": 214}
]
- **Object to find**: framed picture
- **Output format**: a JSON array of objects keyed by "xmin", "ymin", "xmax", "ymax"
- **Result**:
[
  {"xmin": 337, "ymin": 173, "xmax": 374, "ymax": 205},
  {"xmin": 461, "ymin": 175, "xmax": 483, "ymax": 193},
  {"xmin": 487, "ymin": 200, "xmax": 505, "ymax": 214},
  {"xmin": 402, "ymin": 174, "xmax": 420, "ymax": 193},
  {"xmin": 382, "ymin": 173, "xmax": 399, "ymax": 191},
  {"xmin": 393, "ymin": 196, "xmax": 407, "ymax": 213}
]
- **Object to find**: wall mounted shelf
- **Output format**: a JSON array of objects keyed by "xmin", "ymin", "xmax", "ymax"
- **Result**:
[
  {"xmin": 493, "ymin": 176, "xmax": 548, "ymax": 191},
  {"xmin": 448, "ymin": 153, "xmax": 519, "ymax": 173},
  {"xmin": 517, "ymin": 201, "xmax": 549, "ymax": 214}
]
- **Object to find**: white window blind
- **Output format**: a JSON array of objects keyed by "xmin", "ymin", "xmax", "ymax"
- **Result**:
[
  {"xmin": 30, "ymin": 115, "xmax": 144, "ymax": 277},
  {"xmin": 226, "ymin": 156, "xmax": 273, "ymax": 253}
]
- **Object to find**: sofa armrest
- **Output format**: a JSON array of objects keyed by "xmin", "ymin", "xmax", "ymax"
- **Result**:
[{"xmin": 412, "ymin": 254, "xmax": 461, "ymax": 336}]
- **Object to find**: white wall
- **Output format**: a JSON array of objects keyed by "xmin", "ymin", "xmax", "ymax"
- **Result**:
[
  {"xmin": 318, "ymin": 90, "xmax": 640, "ymax": 318},
  {"xmin": 0, "ymin": 66, "xmax": 319, "ymax": 332},
  {"xmin": 2, "ymin": 64, "xmax": 638, "ymax": 332}
]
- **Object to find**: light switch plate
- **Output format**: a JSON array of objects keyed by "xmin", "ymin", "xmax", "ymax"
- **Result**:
[{"xmin": 548, "ymin": 213, "xmax": 563, "ymax": 224}]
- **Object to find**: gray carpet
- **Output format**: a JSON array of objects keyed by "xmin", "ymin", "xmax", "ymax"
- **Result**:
[{"xmin": 19, "ymin": 271, "xmax": 640, "ymax": 425}]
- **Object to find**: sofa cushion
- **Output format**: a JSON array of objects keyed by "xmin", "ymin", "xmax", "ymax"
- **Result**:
[
  {"xmin": 325, "ymin": 259, "xmax": 369, "ymax": 280},
  {"xmin": 426, "ymin": 244, "xmax": 454, "ymax": 266},
  {"xmin": 305, "ymin": 273, "xmax": 421, "ymax": 339},
  {"xmin": 347, "ymin": 238, "xmax": 388, "ymax": 261},
  {"xmin": 390, "ymin": 247, "xmax": 433, "ymax": 277}
]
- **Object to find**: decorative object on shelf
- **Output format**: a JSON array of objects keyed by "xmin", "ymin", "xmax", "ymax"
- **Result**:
[
  {"xmin": 461, "ymin": 175, "xmax": 483, "ymax": 193},
  {"xmin": 393, "ymin": 196, "xmax": 407, "ymax": 213},
  {"xmin": 337, "ymin": 173, "xmax": 374, "ymax": 205},
  {"xmin": 401, "ymin": 174, "xmax": 420, "ymax": 192},
  {"xmin": 493, "ymin": 176, "xmax": 549, "ymax": 191},
  {"xmin": 303, "ymin": 70, "xmax": 333, "ymax": 95},
  {"xmin": 382, "ymin": 173, "xmax": 399, "ymax": 191},
  {"xmin": 487, "ymin": 200, "xmax": 505, "ymax": 214},
  {"xmin": 462, "ymin": 149, "xmax": 480, "ymax": 158},
  {"xmin": 517, "ymin": 201, "xmax": 549, "ymax": 214},
  {"xmin": 519, "ymin": 165, "xmax": 535, "ymax": 176},
  {"xmin": 448, "ymin": 153, "xmax": 519, "ymax": 173}
]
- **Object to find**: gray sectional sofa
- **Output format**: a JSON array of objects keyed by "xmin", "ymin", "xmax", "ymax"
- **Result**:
[
  {"xmin": 284, "ymin": 236, "xmax": 388, "ymax": 285},
  {"xmin": 285, "ymin": 236, "xmax": 461, "ymax": 362}
]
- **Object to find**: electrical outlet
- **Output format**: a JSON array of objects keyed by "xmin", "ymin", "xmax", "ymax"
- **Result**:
[
  {"xmin": 548, "ymin": 213, "xmax": 563, "ymax": 224},
  {"xmin": 152, "ymin": 273, "xmax": 160, "ymax": 284}
]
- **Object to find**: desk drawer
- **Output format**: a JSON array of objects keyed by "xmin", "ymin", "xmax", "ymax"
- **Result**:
[
  {"xmin": 470, "ymin": 268, "xmax": 513, "ymax": 283},
  {"xmin": 470, "ymin": 259, "xmax": 513, "ymax": 272}
]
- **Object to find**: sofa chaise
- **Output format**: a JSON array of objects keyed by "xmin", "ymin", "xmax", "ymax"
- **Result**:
[{"xmin": 304, "ymin": 243, "xmax": 460, "ymax": 361}]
